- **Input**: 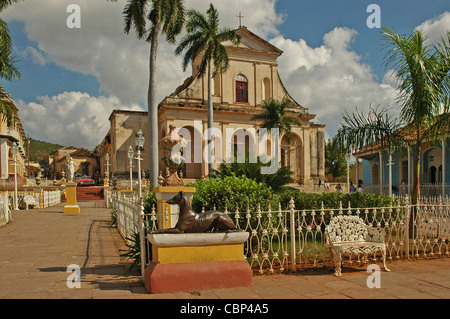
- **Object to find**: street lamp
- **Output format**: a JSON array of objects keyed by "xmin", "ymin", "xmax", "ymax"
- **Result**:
[
  {"xmin": 134, "ymin": 128, "xmax": 145, "ymax": 279},
  {"xmin": 128, "ymin": 146, "xmax": 134, "ymax": 190},
  {"xmin": 345, "ymin": 153, "xmax": 351, "ymax": 193},
  {"xmin": 105, "ymin": 153, "xmax": 110, "ymax": 181},
  {"xmin": 387, "ymin": 146, "xmax": 395, "ymax": 197},
  {"xmin": 135, "ymin": 129, "xmax": 145, "ymax": 200},
  {"xmin": 11, "ymin": 142, "xmax": 19, "ymax": 210}
]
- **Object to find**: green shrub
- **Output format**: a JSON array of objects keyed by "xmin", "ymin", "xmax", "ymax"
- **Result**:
[
  {"xmin": 279, "ymin": 191, "xmax": 400, "ymax": 211},
  {"xmin": 143, "ymin": 187, "xmax": 157, "ymax": 215},
  {"xmin": 110, "ymin": 208, "xmax": 117, "ymax": 226},
  {"xmin": 210, "ymin": 160, "xmax": 294, "ymax": 193},
  {"xmin": 191, "ymin": 175, "xmax": 280, "ymax": 214},
  {"xmin": 279, "ymin": 190, "xmax": 403, "ymax": 226}
]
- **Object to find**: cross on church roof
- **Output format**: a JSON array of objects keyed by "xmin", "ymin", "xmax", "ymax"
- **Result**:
[{"xmin": 237, "ymin": 12, "xmax": 244, "ymax": 27}]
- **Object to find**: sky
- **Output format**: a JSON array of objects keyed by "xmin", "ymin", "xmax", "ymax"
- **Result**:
[{"xmin": 1, "ymin": 0, "xmax": 450, "ymax": 150}]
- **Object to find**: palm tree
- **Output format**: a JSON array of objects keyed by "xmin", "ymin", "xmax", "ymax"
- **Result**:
[
  {"xmin": 118, "ymin": 0, "xmax": 185, "ymax": 186},
  {"xmin": 0, "ymin": 0, "xmax": 22, "ymax": 126},
  {"xmin": 251, "ymin": 97, "xmax": 302, "ymax": 141},
  {"xmin": 336, "ymin": 29, "xmax": 450, "ymax": 206},
  {"xmin": 174, "ymin": 3, "xmax": 240, "ymax": 175},
  {"xmin": 325, "ymin": 137, "xmax": 347, "ymax": 181}
]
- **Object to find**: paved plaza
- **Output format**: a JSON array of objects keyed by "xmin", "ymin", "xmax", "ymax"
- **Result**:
[{"xmin": 0, "ymin": 201, "xmax": 449, "ymax": 300}]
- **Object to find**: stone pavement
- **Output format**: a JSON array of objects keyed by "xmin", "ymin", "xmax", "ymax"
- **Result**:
[{"xmin": 1, "ymin": 201, "xmax": 450, "ymax": 300}]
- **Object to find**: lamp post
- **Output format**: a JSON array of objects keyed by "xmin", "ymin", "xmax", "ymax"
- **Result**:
[
  {"xmin": 128, "ymin": 146, "xmax": 134, "ymax": 191},
  {"xmin": 345, "ymin": 153, "xmax": 351, "ymax": 193},
  {"xmin": 134, "ymin": 128, "xmax": 145, "ymax": 279},
  {"xmin": 135, "ymin": 129, "xmax": 145, "ymax": 200},
  {"xmin": 11, "ymin": 142, "xmax": 18, "ymax": 210},
  {"xmin": 105, "ymin": 153, "xmax": 110, "ymax": 182},
  {"xmin": 387, "ymin": 147, "xmax": 394, "ymax": 197}
]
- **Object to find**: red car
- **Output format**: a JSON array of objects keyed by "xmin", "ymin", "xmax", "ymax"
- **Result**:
[{"xmin": 76, "ymin": 175, "xmax": 95, "ymax": 186}]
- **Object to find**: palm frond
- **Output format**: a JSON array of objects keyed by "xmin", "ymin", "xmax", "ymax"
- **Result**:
[
  {"xmin": 175, "ymin": 3, "xmax": 240, "ymax": 79},
  {"xmin": 0, "ymin": 18, "xmax": 21, "ymax": 81},
  {"xmin": 336, "ymin": 105, "xmax": 407, "ymax": 153}
]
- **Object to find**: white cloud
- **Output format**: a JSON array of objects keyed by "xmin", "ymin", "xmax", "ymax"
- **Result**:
[
  {"xmin": 2, "ymin": 0, "xmax": 284, "ymax": 147},
  {"xmin": 17, "ymin": 92, "xmax": 143, "ymax": 149},
  {"xmin": 22, "ymin": 46, "xmax": 50, "ymax": 66},
  {"xmin": 3, "ymin": 1, "xmax": 449, "ymax": 147},
  {"xmin": 271, "ymin": 27, "xmax": 398, "ymax": 137},
  {"xmin": 4, "ymin": 0, "xmax": 283, "ymax": 106},
  {"xmin": 415, "ymin": 11, "xmax": 450, "ymax": 45}
]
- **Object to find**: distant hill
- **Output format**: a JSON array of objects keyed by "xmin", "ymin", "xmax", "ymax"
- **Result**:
[{"xmin": 28, "ymin": 138, "xmax": 64, "ymax": 162}]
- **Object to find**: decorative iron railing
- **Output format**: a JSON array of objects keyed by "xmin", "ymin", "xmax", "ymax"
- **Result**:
[{"xmin": 106, "ymin": 189, "xmax": 450, "ymax": 275}]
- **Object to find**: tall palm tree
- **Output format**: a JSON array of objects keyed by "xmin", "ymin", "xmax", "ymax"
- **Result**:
[
  {"xmin": 0, "ymin": 0, "xmax": 22, "ymax": 126},
  {"xmin": 174, "ymin": 3, "xmax": 240, "ymax": 175},
  {"xmin": 251, "ymin": 97, "xmax": 302, "ymax": 141},
  {"xmin": 119, "ymin": 0, "xmax": 185, "ymax": 186},
  {"xmin": 336, "ymin": 28, "xmax": 450, "ymax": 206}
]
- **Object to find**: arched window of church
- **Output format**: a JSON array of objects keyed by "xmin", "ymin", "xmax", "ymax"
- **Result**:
[
  {"xmin": 263, "ymin": 77, "xmax": 271, "ymax": 100},
  {"xmin": 235, "ymin": 74, "xmax": 248, "ymax": 103}
]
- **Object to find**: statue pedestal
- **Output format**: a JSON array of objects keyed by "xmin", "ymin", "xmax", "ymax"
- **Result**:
[
  {"xmin": 144, "ymin": 232, "xmax": 252, "ymax": 294},
  {"xmin": 153, "ymin": 186, "xmax": 196, "ymax": 230},
  {"xmin": 63, "ymin": 182, "xmax": 80, "ymax": 214}
]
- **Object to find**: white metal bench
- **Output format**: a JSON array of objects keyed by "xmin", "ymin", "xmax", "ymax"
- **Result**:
[
  {"xmin": 23, "ymin": 195, "xmax": 39, "ymax": 210},
  {"xmin": 325, "ymin": 215, "xmax": 391, "ymax": 276}
]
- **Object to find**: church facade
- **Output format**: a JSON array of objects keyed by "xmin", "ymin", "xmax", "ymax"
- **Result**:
[{"xmin": 98, "ymin": 26, "xmax": 325, "ymax": 186}]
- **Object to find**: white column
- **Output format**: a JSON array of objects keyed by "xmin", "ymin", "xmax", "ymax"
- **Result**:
[{"xmin": 0, "ymin": 140, "xmax": 8, "ymax": 179}]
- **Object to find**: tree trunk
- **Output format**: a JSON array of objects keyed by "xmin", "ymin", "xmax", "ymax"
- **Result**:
[
  {"xmin": 207, "ymin": 61, "xmax": 213, "ymax": 175},
  {"xmin": 148, "ymin": 27, "xmax": 159, "ymax": 187},
  {"xmin": 409, "ymin": 145, "xmax": 421, "ymax": 238}
]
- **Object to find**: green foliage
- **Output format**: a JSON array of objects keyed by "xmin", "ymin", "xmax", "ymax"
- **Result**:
[
  {"xmin": 251, "ymin": 97, "xmax": 302, "ymax": 139},
  {"xmin": 110, "ymin": 208, "xmax": 117, "ymax": 226},
  {"xmin": 29, "ymin": 138, "xmax": 64, "ymax": 163},
  {"xmin": 142, "ymin": 187, "xmax": 157, "ymax": 215},
  {"xmin": 325, "ymin": 137, "xmax": 347, "ymax": 180},
  {"xmin": 120, "ymin": 230, "xmax": 142, "ymax": 274},
  {"xmin": 280, "ymin": 190, "xmax": 399, "ymax": 211},
  {"xmin": 279, "ymin": 190, "xmax": 403, "ymax": 227},
  {"xmin": 210, "ymin": 159, "xmax": 294, "ymax": 193},
  {"xmin": 191, "ymin": 175, "xmax": 280, "ymax": 214},
  {"xmin": 175, "ymin": 3, "xmax": 240, "ymax": 77}
]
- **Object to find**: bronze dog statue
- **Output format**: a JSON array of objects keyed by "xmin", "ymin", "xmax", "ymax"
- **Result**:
[{"xmin": 151, "ymin": 191, "xmax": 240, "ymax": 233}]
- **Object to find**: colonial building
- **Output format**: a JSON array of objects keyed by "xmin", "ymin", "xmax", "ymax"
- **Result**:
[
  {"xmin": 0, "ymin": 92, "xmax": 27, "ymax": 181},
  {"xmin": 98, "ymin": 26, "xmax": 326, "ymax": 186},
  {"xmin": 355, "ymin": 136, "xmax": 449, "ymax": 197},
  {"xmin": 52, "ymin": 146, "xmax": 98, "ymax": 179}
]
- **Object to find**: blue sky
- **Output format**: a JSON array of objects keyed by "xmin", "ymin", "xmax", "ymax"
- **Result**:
[
  {"xmin": 275, "ymin": 0, "xmax": 450, "ymax": 80},
  {"xmin": 1, "ymin": 0, "xmax": 450, "ymax": 148},
  {"xmin": 7, "ymin": 20, "xmax": 100, "ymax": 104}
]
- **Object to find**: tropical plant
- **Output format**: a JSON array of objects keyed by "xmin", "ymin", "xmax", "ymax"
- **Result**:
[
  {"xmin": 110, "ymin": 208, "xmax": 117, "ymax": 226},
  {"xmin": 210, "ymin": 158, "xmax": 294, "ymax": 193},
  {"xmin": 325, "ymin": 137, "xmax": 347, "ymax": 181},
  {"xmin": 120, "ymin": 230, "xmax": 142, "ymax": 274},
  {"xmin": 251, "ymin": 97, "xmax": 302, "ymax": 141},
  {"xmin": 0, "ymin": 0, "xmax": 22, "ymax": 126},
  {"xmin": 116, "ymin": 0, "xmax": 185, "ymax": 186},
  {"xmin": 175, "ymin": 3, "xmax": 240, "ymax": 175},
  {"xmin": 191, "ymin": 175, "xmax": 280, "ymax": 215},
  {"xmin": 336, "ymin": 29, "xmax": 450, "ymax": 205}
]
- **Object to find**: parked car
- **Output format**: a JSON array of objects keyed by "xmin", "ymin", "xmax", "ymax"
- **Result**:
[{"xmin": 76, "ymin": 175, "xmax": 95, "ymax": 186}]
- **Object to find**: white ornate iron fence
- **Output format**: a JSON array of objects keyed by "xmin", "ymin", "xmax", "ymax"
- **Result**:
[{"xmin": 107, "ymin": 189, "xmax": 450, "ymax": 275}]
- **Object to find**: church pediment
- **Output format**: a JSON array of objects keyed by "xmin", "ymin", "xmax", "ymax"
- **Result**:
[{"xmin": 222, "ymin": 26, "xmax": 283, "ymax": 56}]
